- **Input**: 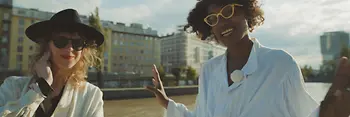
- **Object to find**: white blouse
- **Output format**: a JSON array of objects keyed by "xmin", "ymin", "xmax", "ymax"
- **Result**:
[
  {"xmin": 0, "ymin": 76, "xmax": 104, "ymax": 117},
  {"xmin": 164, "ymin": 38, "xmax": 319, "ymax": 117}
]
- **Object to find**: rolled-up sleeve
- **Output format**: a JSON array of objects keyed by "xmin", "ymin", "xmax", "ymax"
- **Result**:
[
  {"xmin": 164, "ymin": 65, "xmax": 208, "ymax": 117},
  {"xmin": 278, "ymin": 65, "xmax": 319, "ymax": 117}
]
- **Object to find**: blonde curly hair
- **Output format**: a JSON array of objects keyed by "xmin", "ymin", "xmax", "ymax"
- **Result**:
[{"xmin": 30, "ymin": 32, "xmax": 101, "ymax": 89}]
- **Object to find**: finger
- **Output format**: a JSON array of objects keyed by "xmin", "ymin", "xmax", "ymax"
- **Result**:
[
  {"xmin": 152, "ymin": 64, "xmax": 161, "ymax": 81},
  {"xmin": 145, "ymin": 85, "xmax": 159, "ymax": 94},
  {"xmin": 331, "ymin": 57, "xmax": 350, "ymax": 90},
  {"xmin": 152, "ymin": 78, "xmax": 159, "ymax": 87},
  {"xmin": 339, "ymin": 57, "xmax": 348, "ymax": 66}
]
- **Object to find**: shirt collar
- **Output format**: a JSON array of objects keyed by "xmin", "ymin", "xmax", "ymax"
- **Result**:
[{"xmin": 222, "ymin": 38, "xmax": 260, "ymax": 76}]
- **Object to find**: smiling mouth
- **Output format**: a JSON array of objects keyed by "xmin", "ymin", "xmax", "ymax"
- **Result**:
[
  {"xmin": 61, "ymin": 55, "xmax": 74, "ymax": 60},
  {"xmin": 221, "ymin": 28, "xmax": 234, "ymax": 37}
]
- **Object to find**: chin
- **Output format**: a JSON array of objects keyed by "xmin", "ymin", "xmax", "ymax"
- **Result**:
[{"xmin": 57, "ymin": 61, "xmax": 77, "ymax": 69}]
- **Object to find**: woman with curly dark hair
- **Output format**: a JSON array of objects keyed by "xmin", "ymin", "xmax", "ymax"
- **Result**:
[{"xmin": 146, "ymin": 0, "xmax": 350, "ymax": 116}]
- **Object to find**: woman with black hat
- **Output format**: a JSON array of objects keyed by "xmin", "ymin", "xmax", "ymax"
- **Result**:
[
  {"xmin": 0, "ymin": 9, "xmax": 104, "ymax": 117},
  {"xmin": 146, "ymin": 0, "xmax": 350, "ymax": 116}
]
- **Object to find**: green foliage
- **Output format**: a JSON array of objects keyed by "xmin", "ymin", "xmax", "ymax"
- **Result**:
[{"xmin": 186, "ymin": 66, "xmax": 198, "ymax": 80}]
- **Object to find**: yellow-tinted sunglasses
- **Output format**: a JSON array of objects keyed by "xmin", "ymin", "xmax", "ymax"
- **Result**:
[{"xmin": 204, "ymin": 4, "xmax": 243, "ymax": 27}]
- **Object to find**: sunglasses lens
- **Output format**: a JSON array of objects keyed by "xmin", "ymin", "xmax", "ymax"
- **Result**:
[
  {"xmin": 72, "ymin": 39, "xmax": 84, "ymax": 51},
  {"xmin": 206, "ymin": 15, "xmax": 218, "ymax": 26},
  {"xmin": 222, "ymin": 5, "xmax": 234, "ymax": 18},
  {"xmin": 53, "ymin": 38, "xmax": 68, "ymax": 48}
]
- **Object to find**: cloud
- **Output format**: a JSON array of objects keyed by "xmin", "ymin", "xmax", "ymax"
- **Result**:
[
  {"xmin": 12, "ymin": 0, "xmax": 101, "ymax": 15},
  {"xmin": 99, "ymin": 4, "xmax": 152, "ymax": 24},
  {"xmin": 97, "ymin": 0, "xmax": 196, "ymax": 34},
  {"xmin": 262, "ymin": 0, "xmax": 350, "ymax": 36},
  {"xmin": 12, "ymin": 0, "xmax": 350, "ymax": 69}
]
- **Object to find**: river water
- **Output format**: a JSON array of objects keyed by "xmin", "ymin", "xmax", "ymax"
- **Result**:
[{"xmin": 104, "ymin": 83, "xmax": 331, "ymax": 117}]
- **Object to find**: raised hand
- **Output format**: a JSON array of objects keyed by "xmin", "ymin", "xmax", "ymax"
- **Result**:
[
  {"xmin": 320, "ymin": 57, "xmax": 350, "ymax": 117},
  {"xmin": 34, "ymin": 51, "xmax": 54, "ymax": 85},
  {"xmin": 145, "ymin": 64, "xmax": 170, "ymax": 109}
]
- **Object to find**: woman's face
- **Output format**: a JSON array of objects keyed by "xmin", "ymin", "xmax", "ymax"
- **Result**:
[
  {"xmin": 49, "ymin": 32, "xmax": 84, "ymax": 69},
  {"xmin": 207, "ymin": 4, "xmax": 248, "ymax": 46}
]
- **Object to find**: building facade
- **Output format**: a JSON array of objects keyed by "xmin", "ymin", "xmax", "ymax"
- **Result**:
[
  {"xmin": 0, "ymin": 1, "xmax": 12, "ymax": 70},
  {"xmin": 1, "ymin": 5, "xmax": 162, "ymax": 78},
  {"xmin": 3, "ymin": 6, "xmax": 113, "ymax": 73},
  {"xmin": 161, "ymin": 31, "xmax": 226, "ymax": 73},
  {"xmin": 320, "ymin": 31, "xmax": 350, "ymax": 63},
  {"xmin": 105, "ymin": 22, "xmax": 161, "ymax": 77}
]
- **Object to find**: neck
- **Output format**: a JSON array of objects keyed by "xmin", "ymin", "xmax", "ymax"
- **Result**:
[
  {"xmin": 227, "ymin": 35, "xmax": 253, "ymax": 68},
  {"xmin": 51, "ymin": 64, "xmax": 70, "ymax": 89},
  {"xmin": 226, "ymin": 34, "xmax": 253, "ymax": 63}
]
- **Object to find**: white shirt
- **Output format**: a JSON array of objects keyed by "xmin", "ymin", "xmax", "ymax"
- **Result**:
[
  {"xmin": 164, "ymin": 38, "xmax": 319, "ymax": 117},
  {"xmin": 0, "ymin": 76, "xmax": 104, "ymax": 117}
]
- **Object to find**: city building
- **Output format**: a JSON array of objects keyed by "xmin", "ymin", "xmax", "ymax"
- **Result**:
[
  {"xmin": 0, "ymin": 0, "xmax": 12, "ymax": 70},
  {"xmin": 105, "ymin": 22, "xmax": 161, "ymax": 77},
  {"xmin": 3, "ymin": 6, "xmax": 113, "ymax": 73},
  {"xmin": 1, "ymin": 4, "xmax": 162, "ymax": 78},
  {"xmin": 320, "ymin": 31, "xmax": 350, "ymax": 63},
  {"xmin": 161, "ymin": 31, "xmax": 226, "ymax": 73}
]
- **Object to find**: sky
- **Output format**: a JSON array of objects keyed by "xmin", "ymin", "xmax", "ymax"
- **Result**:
[{"xmin": 12, "ymin": 0, "xmax": 350, "ymax": 69}]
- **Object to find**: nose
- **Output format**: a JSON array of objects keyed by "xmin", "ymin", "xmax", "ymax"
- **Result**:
[{"xmin": 63, "ymin": 41, "xmax": 74, "ymax": 51}]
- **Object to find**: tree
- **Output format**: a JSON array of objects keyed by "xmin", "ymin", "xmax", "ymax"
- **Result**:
[
  {"xmin": 301, "ymin": 65, "xmax": 313, "ymax": 80},
  {"xmin": 89, "ymin": 7, "xmax": 107, "ymax": 88},
  {"xmin": 171, "ymin": 67, "xmax": 186, "ymax": 86},
  {"xmin": 157, "ymin": 65, "xmax": 165, "ymax": 79},
  {"xmin": 171, "ymin": 68, "xmax": 181, "ymax": 86},
  {"xmin": 157, "ymin": 65, "xmax": 167, "ymax": 86},
  {"xmin": 186, "ymin": 66, "xmax": 198, "ymax": 85},
  {"xmin": 340, "ymin": 45, "xmax": 350, "ymax": 58},
  {"xmin": 319, "ymin": 60, "xmax": 337, "ymax": 82}
]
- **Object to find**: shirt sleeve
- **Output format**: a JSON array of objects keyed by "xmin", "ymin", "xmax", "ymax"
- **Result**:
[
  {"xmin": 0, "ymin": 76, "xmax": 46, "ymax": 116},
  {"xmin": 164, "ymin": 66, "xmax": 208, "ymax": 117},
  {"xmin": 90, "ymin": 88, "xmax": 104, "ymax": 117},
  {"xmin": 279, "ymin": 64, "xmax": 320, "ymax": 117}
]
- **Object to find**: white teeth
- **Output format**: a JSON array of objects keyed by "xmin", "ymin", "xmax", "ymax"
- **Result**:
[{"xmin": 221, "ymin": 28, "xmax": 233, "ymax": 36}]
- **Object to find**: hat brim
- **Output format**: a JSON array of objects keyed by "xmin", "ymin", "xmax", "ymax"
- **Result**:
[{"xmin": 25, "ymin": 20, "xmax": 104, "ymax": 47}]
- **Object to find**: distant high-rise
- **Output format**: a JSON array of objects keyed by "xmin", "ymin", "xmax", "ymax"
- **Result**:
[
  {"xmin": 320, "ymin": 31, "xmax": 350, "ymax": 63},
  {"xmin": 160, "ymin": 31, "xmax": 226, "ymax": 73},
  {"xmin": 0, "ymin": 0, "xmax": 12, "ymax": 6}
]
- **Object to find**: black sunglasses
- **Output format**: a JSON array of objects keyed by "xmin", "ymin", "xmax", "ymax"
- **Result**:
[{"xmin": 51, "ymin": 36, "xmax": 86, "ymax": 51}]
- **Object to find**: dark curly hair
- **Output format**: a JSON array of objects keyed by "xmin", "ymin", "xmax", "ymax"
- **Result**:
[{"xmin": 184, "ymin": 0, "xmax": 265, "ymax": 40}]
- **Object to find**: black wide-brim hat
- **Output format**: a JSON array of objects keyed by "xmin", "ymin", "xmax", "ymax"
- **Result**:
[{"xmin": 25, "ymin": 9, "xmax": 104, "ymax": 46}]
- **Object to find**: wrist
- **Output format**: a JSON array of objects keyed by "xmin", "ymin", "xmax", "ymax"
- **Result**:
[{"xmin": 163, "ymin": 98, "xmax": 169, "ymax": 109}]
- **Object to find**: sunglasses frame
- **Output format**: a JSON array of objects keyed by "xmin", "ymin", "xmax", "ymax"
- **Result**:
[
  {"xmin": 51, "ymin": 36, "xmax": 87, "ymax": 51},
  {"xmin": 204, "ymin": 3, "xmax": 243, "ymax": 27}
]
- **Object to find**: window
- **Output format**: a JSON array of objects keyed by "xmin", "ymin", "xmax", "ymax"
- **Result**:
[
  {"xmin": 29, "ymin": 46, "xmax": 34, "ymax": 51},
  {"xmin": 113, "ymin": 40, "xmax": 118, "ymax": 45},
  {"xmin": 16, "ymin": 63, "xmax": 22, "ymax": 70},
  {"xmin": 17, "ymin": 55, "xmax": 22, "ymax": 62},
  {"xmin": 18, "ymin": 10, "xmax": 25, "ymax": 15},
  {"xmin": 28, "ymin": 55, "xmax": 32, "ymax": 61},
  {"xmin": 19, "ymin": 19, "xmax": 25, "ymax": 26},
  {"xmin": 1, "ymin": 48, "xmax": 6, "ymax": 54},
  {"xmin": 18, "ymin": 27, "xmax": 24, "ymax": 35},
  {"xmin": 1, "ymin": 36, "xmax": 8, "ymax": 43},
  {"xmin": 2, "ymin": 23, "xmax": 9, "ymax": 31},
  {"xmin": 18, "ymin": 37, "xmax": 23, "ymax": 43},
  {"xmin": 104, "ymin": 67, "xmax": 108, "ymax": 71},
  {"xmin": 3, "ymin": 12, "xmax": 9, "ymax": 20},
  {"xmin": 17, "ymin": 46, "xmax": 23, "ymax": 52}
]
